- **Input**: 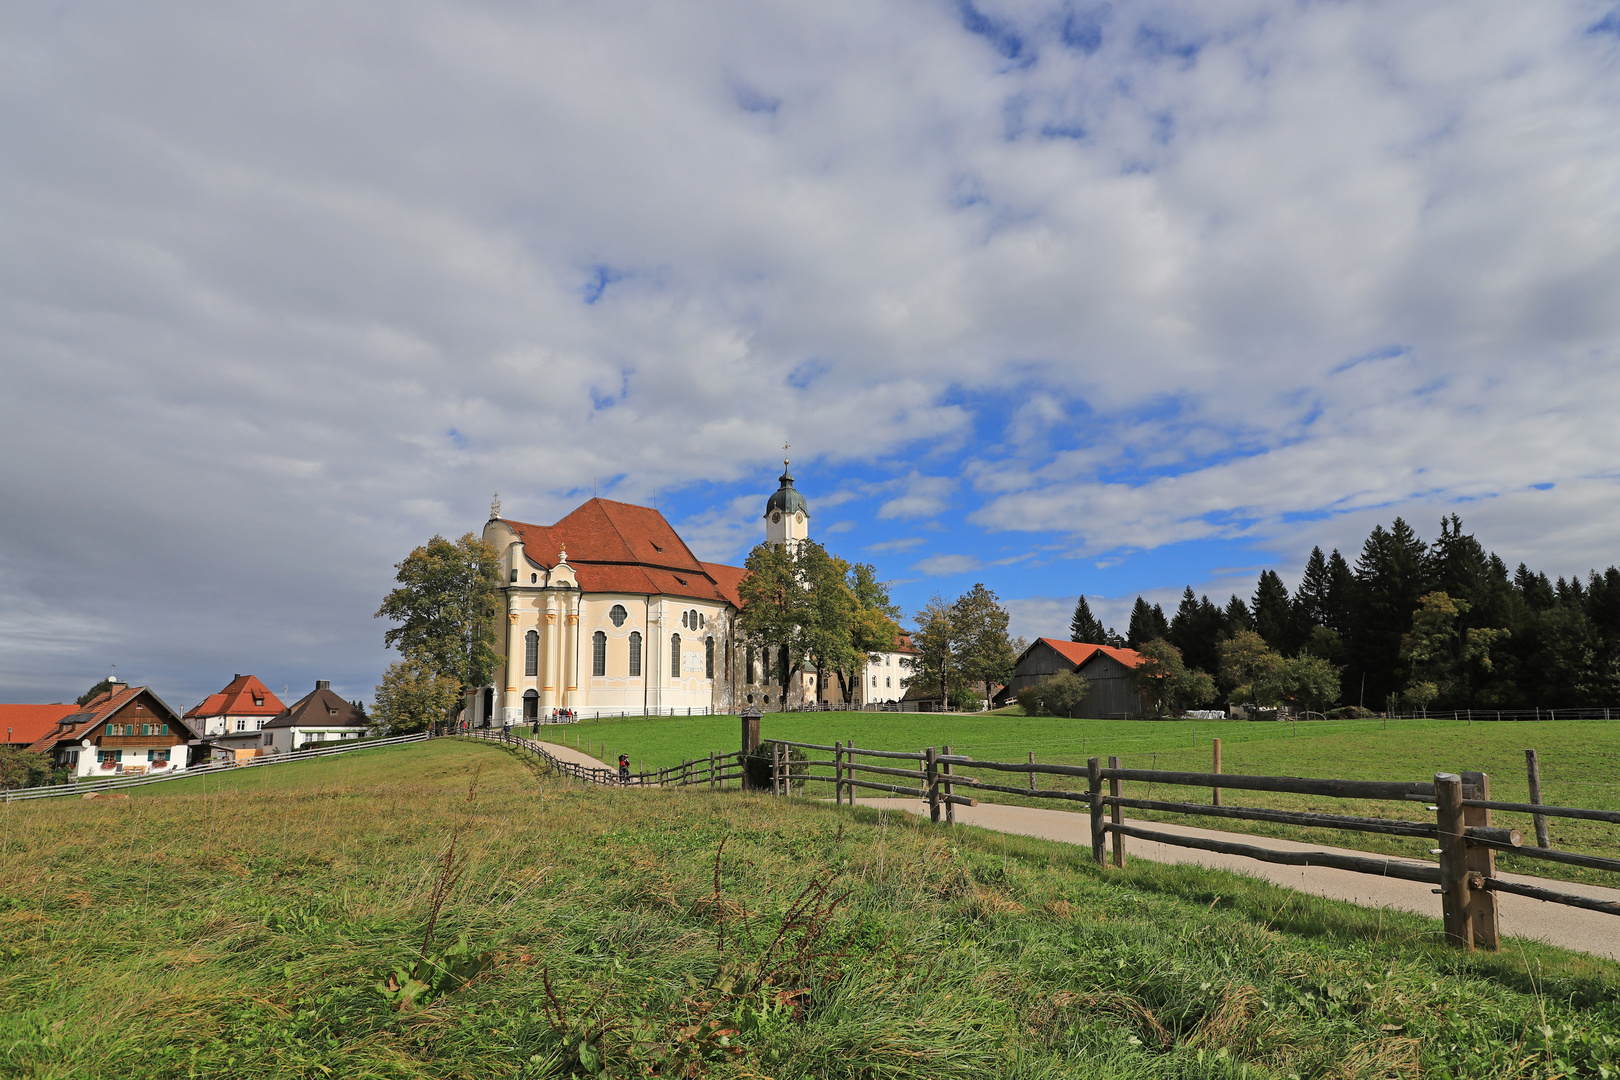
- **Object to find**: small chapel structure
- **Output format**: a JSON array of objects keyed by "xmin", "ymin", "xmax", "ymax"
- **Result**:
[{"xmin": 470, "ymin": 461, "xmax": 817, "ymax": 725}]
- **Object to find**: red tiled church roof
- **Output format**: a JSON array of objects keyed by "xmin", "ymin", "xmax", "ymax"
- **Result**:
[
  {"xmin": 500, "ymin": 498, "xmax": 747, "ymax": 605},
  {"xmin": 0, "ymin": 703, "xmax": 80, "ymax": 746},
  {"xmin": 184, "ymin": 673, "xmax": 287, "ymax": 720}
]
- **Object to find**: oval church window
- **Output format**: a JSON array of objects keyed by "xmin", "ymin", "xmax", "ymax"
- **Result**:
[{"xmin": 609, "ymin": 604, "xmax": 627, "ymax": 627}]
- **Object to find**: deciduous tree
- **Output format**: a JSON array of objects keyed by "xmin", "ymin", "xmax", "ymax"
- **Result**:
[
  {"xmin": 953, "ymin": 583, "xmax": 1016, "ymax": 703},
  {"xmin": 374, "ymin": 650, "xmax": 461, "ymax": 734},
  {"xmin": 375, "ymin": 533, "xmax": 502, "ymax": 722}
]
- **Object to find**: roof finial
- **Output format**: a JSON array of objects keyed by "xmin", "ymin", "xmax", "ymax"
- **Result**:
[
  {"xmin": 783, "ymin": 441, "xmax": 790, "ymax": 470},
  {"xmin": 558, "ymin": 546, "xmax": 568, "ymax": 565},
  {"xmin": 490, "ymin": 492, "xmax": 501, "ymax": 520}
]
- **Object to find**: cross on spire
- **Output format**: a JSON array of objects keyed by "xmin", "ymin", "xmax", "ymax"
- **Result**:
[{"xmin": 783, "ymin": 441, "xmax": 790, "ymax": 469}]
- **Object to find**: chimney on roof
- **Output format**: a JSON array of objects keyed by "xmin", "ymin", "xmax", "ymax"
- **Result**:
[{"xmin": 316, "ymin": 680, "xmax": 331, "ymax": 691}]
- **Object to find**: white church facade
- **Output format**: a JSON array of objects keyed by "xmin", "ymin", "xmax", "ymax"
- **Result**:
[{"xmin": 469, "ymin": 463, "xmax": 823, "ymax": 725}]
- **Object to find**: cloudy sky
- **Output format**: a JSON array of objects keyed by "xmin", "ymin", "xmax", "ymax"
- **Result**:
[{"xmin": 4, "ymin": 1, "xmax": 1619, "ymax": 708}]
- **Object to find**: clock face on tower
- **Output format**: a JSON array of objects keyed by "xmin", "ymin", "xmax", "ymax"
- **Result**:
[
  {"xmin": 795, "ymin": 511, "xmax": 805, "ymax": 524},
  {"xmin": 771, "ymin": 511, "xmax": 782, "ymax": 524}
]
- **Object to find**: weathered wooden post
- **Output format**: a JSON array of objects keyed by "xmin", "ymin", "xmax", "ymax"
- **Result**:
[
  {"xmin": 1088, "ymin": 757, "xmax": 1106, "ymax": 867},
  {"xmin": 1212, "ymin": 738, "xmax": 1222, "ymax": 806},
  {"xmin": 740, "ymin": 708, "xmax": 762, "ymax": 791},
  {"xmin": 926, "ymin": 747, "xmax": 941, "ymax": 823},
  {"xmin": 942, "ymin": 744, "xmax": 955, "ymax": 825},
  {"xmin": 1434, "ymin": 772, "xmax": 1473, "ymax": 948},
  {"xmin": 1028, "ymin": 751, "xmax": 1036, "ymax": 792},
  {"xmin": 835, "ymin": 741, "xmax": 845, "ymax": 806},
  {"xmin": 1108, "ymin": 754, "xmax": 1125, "ymax": 867},
  {"xmin": 1525, "ymin": 749, "xmax": 1550, "ymax": 847},
  {"xmin": 1460, "ymin": 770, "xmax": 1500, "ymax": 950}
]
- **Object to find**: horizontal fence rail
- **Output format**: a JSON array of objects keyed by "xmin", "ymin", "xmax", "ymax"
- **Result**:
[
  {"xmin": 453, "ymin": 728, "xmax": 1618, "ymax": 953},
  {"xmin": 4, "ymin": 732, "xmax": 432, "ymax": 802}
]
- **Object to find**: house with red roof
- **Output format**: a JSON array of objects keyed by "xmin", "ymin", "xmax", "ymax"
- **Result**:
[
  {"xmin": 857, "ymin": 629, "xmax": 921, "ymax": 705},
  {"xmin": 184, "ymin": 674, "xmax": 288, "ymax": 761},
  {"xmin": 995, "ymin": 638, "xmax": 1150, "ymax": 718},
  {"xmin": 1, "ymin": 703, "xmax": 81, "ymax": 748},
  {"xmin": 474, "ymin": 462, "xmax": 817, "ymax": 724},
  {"xmin": 25, "ymin": 681, "xmax": 200, "ymax": 777}
]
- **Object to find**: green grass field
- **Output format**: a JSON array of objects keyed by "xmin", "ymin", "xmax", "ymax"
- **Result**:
[{"xmin": 3, "ymin": 739, "xmax": 1617, "ymax": 1078}]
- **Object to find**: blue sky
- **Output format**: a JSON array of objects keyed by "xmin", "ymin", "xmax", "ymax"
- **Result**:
[{"xmin": 4, "ymin": 0, "xmax": 1620, "ymax": 707}]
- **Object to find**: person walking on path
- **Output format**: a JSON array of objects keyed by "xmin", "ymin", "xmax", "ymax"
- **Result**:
[{"xmin": 617, "ymin": 753, "xmax": 631, "ymax": 785}]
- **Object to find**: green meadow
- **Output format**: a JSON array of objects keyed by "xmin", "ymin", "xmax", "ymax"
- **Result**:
[
  {"xmin": 544, "ymin": 712, "xmax": 1620, "ymax": 884},
  {"xmin": 4, "ymin": 738, "xmax": 1616, "ymax": 1078}
]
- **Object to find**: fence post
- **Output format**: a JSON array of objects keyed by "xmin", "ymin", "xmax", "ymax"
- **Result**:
[
  {"xmin": 1108, "ymin": 754, "xmax": 1125, "ymax": 867},
  {"xmin": 1027, "ymin": 751, "xmax": 1036, "ymax": 792},
  {"xmin": 942, "ymin": 744, "xmax": 955, "ymax": 825},
  {"xmin": 1434, "ymin": 772, "xmax": 1473, "ymax": 949},
  {"xmin": 1460, "ymin": 770, "xmax": 1500, "ymax": 950},
  {"xmin": 1088, "ymin": 757, "xmax": 1106, "ymax": 867},
  {"xmin": 709, "ymin": 751, "xmax": 716, "ymax": 791},
  {"xmin": 1525, "ymin": 748, "xmax": 1550, "ymax": 848},
  {"xmin": 926, "ymin": 747, "xmax": 940, "ymax": 824},
  {"xmin": 834, "ymin": 741, "xmax": 844, "ymax": 805},
  {"xmin": 1212, "ymin": 738, "xmax": 1222, "ymax": 806}
]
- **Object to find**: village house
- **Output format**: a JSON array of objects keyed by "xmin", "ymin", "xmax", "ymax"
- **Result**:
[
  {"xmin": 856, "ymin": 631, "xmax": 920, "ymax": 706},
  {"xmin": 24, "ymin": 681, "xmax": 200, "ymax": 777},
  {"xmin": 996, "ymin": 638, "xmax": 1149, "ymax": 718},
  {"xmin": 184, "ymin": 674, "xmax": 288, "ymax": 762},
  {"xmin": 263, "ymin": 681, "xmax": 369, "ymax": 753}
]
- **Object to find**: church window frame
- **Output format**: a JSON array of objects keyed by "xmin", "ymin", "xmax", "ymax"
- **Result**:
[
  {"xmin": 670, "ymin": 634, "xmax": 681, "ymax": 679},
  {"xmin": 525, "ymin": 630, "xmax": 539, "ymax": 677},
  {"xmin": 609, "ymin": 604, "xmax": 627, "ymax": 628},
  {"xmin": 681, "ymin": 610, "xmax": 689, "ymax": 629},
  {"xmin": 628, "ymin": 632, "xmax": 642, "ymax": 677},
  {"xmin": 745, "ymin": 645, "xmax": 755, "ymax": 685},
  {"xmin": 592, "ymin": 631, "xmax": 607, "ymax": 677},
  {"xmin": 705, "ymin": 637, "xmax": 714, "ymax": 679}
]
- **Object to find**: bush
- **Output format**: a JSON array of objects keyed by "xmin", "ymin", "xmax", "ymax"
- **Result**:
[
  {"xmin": 0, "ymin": 747, "xmax": 58, "ymax": 790},
  {"xmin": 1015, "ymin": 671, "xmax": 1090, "ymax": 717},
  {"xmin": 947, "ymin": 686, "xmax": 981, "ymax": 712},
  {"xmin": 1325, "ymin": 705, "xmax": 1375, "ymax": 720}
]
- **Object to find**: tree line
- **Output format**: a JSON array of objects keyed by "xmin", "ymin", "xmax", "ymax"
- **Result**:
[{"xmin": 1071, "ymin": 513, "xmax": 1620, "ymax": 713}]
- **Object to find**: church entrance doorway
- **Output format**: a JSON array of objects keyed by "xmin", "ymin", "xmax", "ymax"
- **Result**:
[{"xmin": 523, "ymin": 690, "xmax": 539, "ymax": 720}]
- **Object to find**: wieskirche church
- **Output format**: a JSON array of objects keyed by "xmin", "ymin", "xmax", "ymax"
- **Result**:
[{"xmin": 470, "ymin": 460, "xmax": 815, "ymax": 725}]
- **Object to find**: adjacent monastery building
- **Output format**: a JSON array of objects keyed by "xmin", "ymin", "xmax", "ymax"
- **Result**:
[{"xmin": 473, "ymin": 463, "xmax": 850, "ymax": 725}]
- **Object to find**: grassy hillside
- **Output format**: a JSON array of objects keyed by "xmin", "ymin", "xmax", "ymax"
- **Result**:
[{"xmin": 2, "ymin": 739, "xmax": 1617, "ymax": 1079}]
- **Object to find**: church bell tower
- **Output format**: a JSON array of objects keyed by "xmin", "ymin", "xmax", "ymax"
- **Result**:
[{"xmin": 764, "ymin": 457, "xmax": 809, "ymax": 550}]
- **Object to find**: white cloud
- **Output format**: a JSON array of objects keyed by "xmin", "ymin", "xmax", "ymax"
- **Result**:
[
  {"xmin": 867, "ymin": 536, "xmax": 927, "ymax": 553},
  {"xmin": 4, "ymin": 0, "xmax": 1620, "ymax": 700},
  {"xmin": 915, "ymin": 553, "xmax": 981, "ymax": 576}
]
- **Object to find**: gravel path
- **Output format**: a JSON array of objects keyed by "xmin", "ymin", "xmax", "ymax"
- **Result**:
[{"xmin": 859, "ymin": 798, "xmax": 1620, "ymax": 961}]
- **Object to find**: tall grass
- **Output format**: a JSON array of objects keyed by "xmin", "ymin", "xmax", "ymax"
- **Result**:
[{"xmin": 0, "ymin": 739, "xmax": 1616, "ymax": 1078}]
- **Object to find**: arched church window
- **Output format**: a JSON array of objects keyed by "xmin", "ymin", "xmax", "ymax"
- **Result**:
[
  {"xmin": 525, "ymin": 630, "xmax": 538, "ymax": 677},
  {"xmin": 698, "ymin": 612, "xmax": 705, "ymax": 630},
  {"xmin": 670, "ymin": 634, "xmax": 681, "ymax": 678},
  {"xmin": 609, "ymin": 604, "xmax": 627, "ymax": 627},
  {"xmin": 681, "ymin": 610, "xmax": 689, "ymax": 629},
  {"xmin": 629, "ymin": 632, "xmax": 642, "ymax": 677},
  {"xmin": 530, "ymin": 573, "xmax": 538, "ymax": 583},
  {"xmin": 705, "ymin": 637, "xmax": 714, "ymax": 679},
  {"xmin": 745, "ymin": 645, "xmax": 755, "ymax": 685},
  {"xmin": 592, "ymin": 631, "xmax": 607, "ymax": 677}
]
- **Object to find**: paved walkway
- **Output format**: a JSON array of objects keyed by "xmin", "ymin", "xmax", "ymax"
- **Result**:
[
  {"xmin": 532, "ymin": 739, "xmax": 612, "ymax": 771},
  {"xmin": 859, "ymin": 798, "xmax": 1620, "ymax": 961}
]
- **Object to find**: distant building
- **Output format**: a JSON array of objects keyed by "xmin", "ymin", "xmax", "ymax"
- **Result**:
[
  {"xmin": 857, "ymin": 630, "xmax": 920, "ymax": 705},
  {"xmin": 996, "ymin": 639, "xmax": 1148, "ymax": 718},
  {"xmin": 1, "ymin": 703, "xmax": 80, "ymax": 748},
  {"xmin": 25, "ymin": 682, "xmax": 199, "ymax": 777},
  {"xmin": 184, "ymin": 674, "xmax": 288, "ymax": 761},
  {"xmin": 263, "ymin": 681, "xmax": 369, "ymax": 753}
]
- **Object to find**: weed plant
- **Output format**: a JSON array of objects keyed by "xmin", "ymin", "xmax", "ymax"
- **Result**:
[{"xmin": 1, "ymin": 739, "xmax": 1616, "ymax": 1078}]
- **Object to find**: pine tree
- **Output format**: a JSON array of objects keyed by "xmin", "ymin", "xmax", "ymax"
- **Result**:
[
  {"xmin": 1348, "ymin": 517, "xmax": 1431, "ymax": 707},
  {"xmin": 1294, "ymin": 547, "xmax": 1331, "ymax": 631},
  {"xmin": 1325, "ymin": 549, "xmax": 1356, "ymax": 632},
  {"xmin": 1251, "ymin": 570, "xmax": 1293, "ymax": 652},
  {"xmin": 1069, "ymin": 595, "xmax": 1107, "ymax": 644},
  {"xmin": 1126, "ymin": 598, "xmax": 1168, "ymax": 648},
  {"xmin": 1224, "ymin": 595, "xmax": 1254, "ymax": 634}
]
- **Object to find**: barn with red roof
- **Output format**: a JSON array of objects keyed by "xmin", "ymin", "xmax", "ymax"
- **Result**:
[{"xmin": 996, "ymin": 638, "xmax": 1150, "ymax": 718}]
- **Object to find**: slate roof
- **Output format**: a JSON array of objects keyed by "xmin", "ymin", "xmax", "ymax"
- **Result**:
[
  {"xmin": 499, "ymin": 498, "xmax": 748, "ymax": 606},
  {"xmin": 264, "ymin": 684, "xmax": 368, "ymax": 730},
  {"xmin": 184, "ymin": 674, "xmax": 287, "ymax": 720},
  {"xmin": 0, "ymin": 703, "xmax": 80, "ymax": 746}
]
